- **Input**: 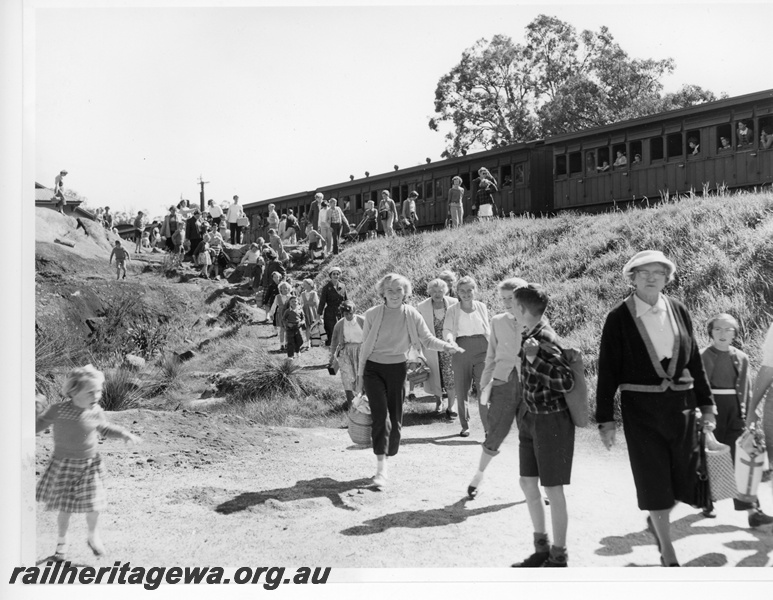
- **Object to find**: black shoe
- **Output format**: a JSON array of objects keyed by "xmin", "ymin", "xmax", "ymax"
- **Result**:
[
  {"xmin": 542, "ymin": 556, "xmax": 567, "ymax": 568},
  {"xmin": 459, "ymin": 429, "xmax": 470, "ymax": 438},
  {"xmin": 446, "ymin": 410, "xmax": 458, "ymax": 419},
  {"xmin": 702, "ymin": 508, "xmax": 717, "ymax": 518},
  {"xmin": 748, "ymin": 509, "xmax": 773, "ymax": 528},
  {"xmin": 467, "ymin": 485, "xmax": 478, "ymax": 499},
  {"xmin": 511, "ymin": 551, "xmax": 549, "ymax": 568}
]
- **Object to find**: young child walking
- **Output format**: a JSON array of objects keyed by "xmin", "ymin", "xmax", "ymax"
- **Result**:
[
  {"xmin": 268, "ymin": 281, "xmax": 293, "ymax": 351},
  {"xmin": 510, "ymin": 283, "xmax": 575, "ymax": 568},
  {"xmin": 108, "ymin": 240, "xmax": 130, "ymax": 280},
  {"xmin": 282, "ymin": 295, "xmax": 306, "ymax": 359},
  {"xmin": 300, "ymin": 279, "xmax": 319, "ymax": 350},
  {"xmin": 36, "ymin": 365, "xmax": 141, "ymax": 561},
  {"xmin": 700, "ymin": 312, "xmax": 773, "ymax": 527}
]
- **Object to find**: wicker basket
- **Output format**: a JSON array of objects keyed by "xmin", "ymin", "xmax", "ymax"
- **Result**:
[
  {"xmin": 347, "ymin": 408, "xmax": 372, "ymax": 446},
  {"xmin": 705, "ymin": 431, "xmax": 736, "ymax": 502}
]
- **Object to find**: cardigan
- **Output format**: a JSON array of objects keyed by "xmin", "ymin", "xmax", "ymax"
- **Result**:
[
  {"xmin": 700, "ymin": 345, "xmax": 750, "ymax": 416},
  {"xmin": 480, "ymin": 312, "xmax": 522, "ymax": 390},
  {"xmin": 416, "ymin": 296, "xmax": 459, "ymax": 397},
  {"xmin": 443, "ymin": 301, "xmax": 490, "ymax": 342},
  {"xmin": 595, "ymin": 294, "xmax": 714, "ymax": 423},
  {"xmin": 358, "ymin": 304, "xmax": 450, "ymax": 377}
]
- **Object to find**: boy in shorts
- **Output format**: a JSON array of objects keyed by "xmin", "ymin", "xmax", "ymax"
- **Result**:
[
  {"xmin": 511, "ymin": 283, "xmax": 575, "ymax": 568},
  {"xmin": 109, "ymin": 240, "xmax": 130, "ymax": 280}
]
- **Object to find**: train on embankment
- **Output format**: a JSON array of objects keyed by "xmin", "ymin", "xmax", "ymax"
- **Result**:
[{"xmin": 243, "ymin": 89, "xmax": 773, "ymax": 232}]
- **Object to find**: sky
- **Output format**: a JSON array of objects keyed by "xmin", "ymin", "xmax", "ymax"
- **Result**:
[{"xmin": 30, "ymin": 0, "xmax": 773, "ymax": 220}]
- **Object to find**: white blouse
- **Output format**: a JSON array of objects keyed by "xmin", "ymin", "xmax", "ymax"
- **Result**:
[
  {"xmin": 456, "ymin": 308, "xmax": 488, "ymax": 338},
  {"xmin": 633, "ymin": 293, "xmax": 675, "ymax": 360},
  {"xmin": 761, "ymin": 323, "xmax": 773, "ymax": 368},
  {"xmin": 343, "ymin": 317, "xmax": 364, "ymax": 344}
]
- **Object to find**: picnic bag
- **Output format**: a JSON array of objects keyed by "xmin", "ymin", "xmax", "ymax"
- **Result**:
[
  {"xmin": 704, "ymin": 430, "xmax": 736, "ymax": 501},
  {"xmin": 692, "ymin": 425, "xmax": 713, "ymax": 511},
  {"xmin": 347, "ymin": 394, "xmax": 372, "ymax": 446},
  {"xmin": 237, "ymin": 216, "xmax": 249, "ymax": 227},
  {"xmin": 308, "ymin": 321, "xmax": 325, "ymax": 347},
  {"xmin": 406, "ymin": 360, "xmax": 430, "ymax": 385},
  {"xmin": 735, "ymin": 426, "xmax": 767, "ymax": 503}
]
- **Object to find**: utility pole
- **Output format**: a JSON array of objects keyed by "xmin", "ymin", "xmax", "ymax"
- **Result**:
[{"xmin": 197, "ymin": 175, "xmax": 209, "ymax": 212}]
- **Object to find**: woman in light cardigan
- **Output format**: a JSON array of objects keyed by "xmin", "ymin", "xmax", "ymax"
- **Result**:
[
  {"xmin": 356, "ymin": 273, "xmax": 462, "ymax": 488},
  {"xmin": 443, "ymin": 275, "xmax": 491, "ymax": 437},
  {"xmin": 416, "ymin": 278, "xmax": 459, "ymax": 417},
  {"xmin": 467, "ymin": 277, "xmax": 527, "ymax": 498},
  {"xmin": 329, "ymin": 301, "xmax": 365, "ymax": 407}
]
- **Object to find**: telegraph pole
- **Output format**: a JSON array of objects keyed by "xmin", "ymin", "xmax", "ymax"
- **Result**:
[{"xmin": 197, "ymin": 175, "xmax": 209, "ymax": 212}]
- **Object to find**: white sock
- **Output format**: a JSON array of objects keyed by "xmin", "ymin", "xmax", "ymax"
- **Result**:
[
  {"xmin": 376, "ymin": 456, "xmax": 388, "ymax": 477},
  {"xmin": 470, "ymin": 470, "xmax": 485, "ymax": 487}
]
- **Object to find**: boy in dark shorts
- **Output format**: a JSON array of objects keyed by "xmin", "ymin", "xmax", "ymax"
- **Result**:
[
  {"xmin": 511, "ymin": 283, "xmax": 575, "ymax": 568},
  {"xmin": 108, "ymin": 240, "xmax": 130, "ymax": 280}
]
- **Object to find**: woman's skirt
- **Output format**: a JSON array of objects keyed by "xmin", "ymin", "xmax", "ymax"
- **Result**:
[
  {"xmin": 36, "ymin": 455, "xmax": 107, "ymax": 513},
  {"xmin": 477, "ymin": 203, "xmax": 493, "ymax": 217},
  {"xmin": 338, "ymin": 343, "xmax": 361, "ymax": 391},
  {"xmin": 198, "ymin": 251, "xmax": 211, "ymax": 266}
]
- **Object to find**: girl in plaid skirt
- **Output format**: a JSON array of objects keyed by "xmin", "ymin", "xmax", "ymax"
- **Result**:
[{"xmin": 36, "ymin": 365, "xmax": 141, "ymax": 561}]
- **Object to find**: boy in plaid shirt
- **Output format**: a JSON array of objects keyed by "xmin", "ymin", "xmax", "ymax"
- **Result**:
[
  {"xmin": 282, "ymin": 295, "xmax": 306, "ymax": 359},
  {"xmin": 511, "ymin": 283, "xmax": 575, "ymax": 568}
]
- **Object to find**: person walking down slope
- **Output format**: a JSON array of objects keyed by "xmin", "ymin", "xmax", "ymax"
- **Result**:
[{"xmin": 317, "ymin": 267, "xmax": 348, "ymax": 347}]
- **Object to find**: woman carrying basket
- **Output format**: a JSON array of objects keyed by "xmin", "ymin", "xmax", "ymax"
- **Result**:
[{"xmin": 355, "ymin": 273, "xmax": 462, "ymax": 489}]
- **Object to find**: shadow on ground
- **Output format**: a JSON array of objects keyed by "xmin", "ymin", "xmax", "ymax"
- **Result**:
[
  {"xmin": 595, "ymin": 512, "xmax": 773, "ymax": 567},
  {"xmin": 215, "ymin": 477, "xmax": 373, "ymax": 515},
  {"xmin": 340, "ymin": 498, "xmax": 523, "ymax": 536}
]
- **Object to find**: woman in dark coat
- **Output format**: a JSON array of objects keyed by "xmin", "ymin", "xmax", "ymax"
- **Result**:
[
  {"xmin": 596, "ymin": 250, "xmax": 716, "ymax": 567},
  {"xmin": 317, "ymin": 267, "xmax": 347, "ymax": 347}
]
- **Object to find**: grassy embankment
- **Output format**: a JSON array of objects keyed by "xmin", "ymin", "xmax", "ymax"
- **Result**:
[{"xmin": 319, "ymin": 189, "xmax": 773, "ymax": 421}]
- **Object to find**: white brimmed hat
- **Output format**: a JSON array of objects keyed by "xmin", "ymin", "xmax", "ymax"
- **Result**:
[
  {"xmin": 329, "ymin": 267, "xmax": 342, "ymax": 275},
  {"xmin": 622, "ymin": 250, "xmax": 676, "ymax": 279}
]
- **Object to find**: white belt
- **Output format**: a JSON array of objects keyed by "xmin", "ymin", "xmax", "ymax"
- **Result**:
[{"xmin": 711, "ymin": 389, "xmax": 737, "ymax": 395}]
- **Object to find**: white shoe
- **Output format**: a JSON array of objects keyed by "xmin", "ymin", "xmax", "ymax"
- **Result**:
[{"xmin": 372, "ymin": 473, "xmax": 387, "ymax": 488}]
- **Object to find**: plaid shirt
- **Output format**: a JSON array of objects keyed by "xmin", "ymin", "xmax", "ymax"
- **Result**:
[{"xmin": 519, "ymin": 318, "xmax": 574, "ymax": 414}]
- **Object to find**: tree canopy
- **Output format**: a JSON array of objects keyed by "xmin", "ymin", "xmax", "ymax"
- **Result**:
[{"xmin": 429, "ymin": 15, "xmax": 722, "ymax": 157}]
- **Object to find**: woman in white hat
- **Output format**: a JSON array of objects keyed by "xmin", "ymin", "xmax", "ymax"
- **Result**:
[{"xmin": 595, "ymin": 250, "xmax": 716, "ymax": 567}]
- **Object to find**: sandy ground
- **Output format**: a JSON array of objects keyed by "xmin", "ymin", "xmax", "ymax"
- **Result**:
[{"xmin": 35, "ymin": 397, "xmax": 773, "ymax": 570}]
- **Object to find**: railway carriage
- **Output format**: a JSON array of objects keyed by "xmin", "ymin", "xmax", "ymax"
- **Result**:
[{"xmin": 243, "ymin": 89, "xmax": 773, "ymax": 234}]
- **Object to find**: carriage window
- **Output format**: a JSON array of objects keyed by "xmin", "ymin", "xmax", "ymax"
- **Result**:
[
  {"xmin": 612, "ymin": 144, "xmax": 627, "ymax": 168},
  {"xmin": 760, "ymin": 117, "xmax": 773, "ymax": 150},
  {"xmin": 666, "ymin": 133, "xmax": 682, "ymax": 159},
  {"xmin": 685, "ymin": 130, "xmax": 701, "ymax": 156},
  {"xmin": 596, "ymin": 148, "xmax": 610, "ymax": 172},
  {"xmin": 425, "ymin": 181, "xmax": 433, "ymax": 198},
  {"xmin": 569, "ymin": 152, "xmax": 582, "ymax": 175},
  {"xmin": 555, "ymin": 155, "xmax": 567, "ymax": 176},
  {"xmin": 650, "ymin": 137, "xmax": 664, "ymax": 161},
  {"xmin": 370, "ymin": 190, "xmax": 379, "ymax": 204},
  {"xmin": 391, "ymin": 187, "xmax": 400, "ymax": 202},
  {"xmin": 460, "ymin": 173, "xmax": 471, "ymax": 190},
  {"xmin": 355, "ymin": 193, "xmax": 362, "ymax": 211},
  {"xmin": 630, "ymin": 141, "xmax": 642, "ymax": 165},
  {"xmin": 514, "ymin": 164, "xmax": 525, "ymax": 184},
  {"xmin": 435, "ymin": 180, "xmax": 443, "ymax": 198},
  {"xmin": 400, "ymin": 185, "xmax": 409, "ymax": 201},
  {"xmin": 716, "ymin": 124, "xmax": 733, "ymax": 153},
  {"xmin": 500, "ymin": 165, "xmax": 512, "ymax": 187}
]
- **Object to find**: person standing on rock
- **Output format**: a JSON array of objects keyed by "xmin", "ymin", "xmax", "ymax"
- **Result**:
[
  {"xmin": 226, "ymin": 195, "xmax": 243, "ymax": 245},
  {"xmin": 308, "ymin": 193, "xmax": 323, "ymax": 231},
  {"xmin": 161, "ymin": 205, "xmax": 181, "ymax": 252},
  {"xmin": 185, "ymin": 209, "xmax": 203, "ymax": 264},
  {"xmin": 207, "ymin": 199, "xmax": 223, "ymax": 228},
  {"xmin": 53, "ymin": 170, "xmax": 68, "ymax": 214},
  {"xmin": 355, "ymin": 273, "xmax": 463, "ymax": 489},
  {"xmin": 317, "ymin": 267, "xmax": 347, "ymax": 347}
]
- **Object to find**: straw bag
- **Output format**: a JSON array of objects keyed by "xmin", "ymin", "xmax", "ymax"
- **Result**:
[
  {"xmin": 347, "ymin": 395, "xmax": 372, "ymax": 446},
  {"xmin": 735, "ymin": 426, "xmax": 767, "ymax": 503},
  {"xmin": 309, "ymin": 322, "xmax": 325, "ymax": 347},
  {"xmin": 705, "ymin": 430, "xmax": 736, "ymax": 502},
  {"xmin": 406, "ymin": 358, "xmax": 430, "ymax": 385}
]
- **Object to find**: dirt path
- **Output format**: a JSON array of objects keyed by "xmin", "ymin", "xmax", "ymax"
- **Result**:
[{"xmin": 35, "ymin": 400, "xmax": 773, "ymax": 569}]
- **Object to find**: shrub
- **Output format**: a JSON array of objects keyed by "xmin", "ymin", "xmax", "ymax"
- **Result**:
[
  {"xmin": 145, "ymin": 353, "xmax": 188, "ymax": 397},
  {"xmin": 218, "ymin": 358, "xmax": 313, "ymax": 402},
  {"xmin": 101, "ymin": 367, "xmax": 149, "ymax": 411}
]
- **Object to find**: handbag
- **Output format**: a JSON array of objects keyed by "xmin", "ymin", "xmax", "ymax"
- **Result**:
[
  {"xmin": 327, "ymin": 353, "xmax": 340, "ymax": 376},
  {"xmin": 379, "ymin": 209, "xmax": 389, "ymax": 221},
  {"xmin": 704, "ymin": 430, "xmax": 736, "ymax": 501},
  {"xmin": 406, "ymin": 358, "xmax": 430, "ymax": 385},
  {"xmin": 237, "ymin": 216, "xmax": 249, "ymax": 227},
  {"xmin": 735, "ymin": 426, "xmax": 767, "ymax": 502},
  {"xmin": 692, "ymin": 425, "xmax": 713, "ymax": 511}
]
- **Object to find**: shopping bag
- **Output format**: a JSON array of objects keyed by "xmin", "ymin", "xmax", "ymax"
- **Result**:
[
  {"xmin": 735, "ymin": 426, "xmax": 767, "ymax": 503},
  {"xmin": 705, "ymin": 430, "xmax": 736, "ymax": 502},
  {"xmin": 347, "ymin": 394, "xmax": 372, "ymax": 446}
]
